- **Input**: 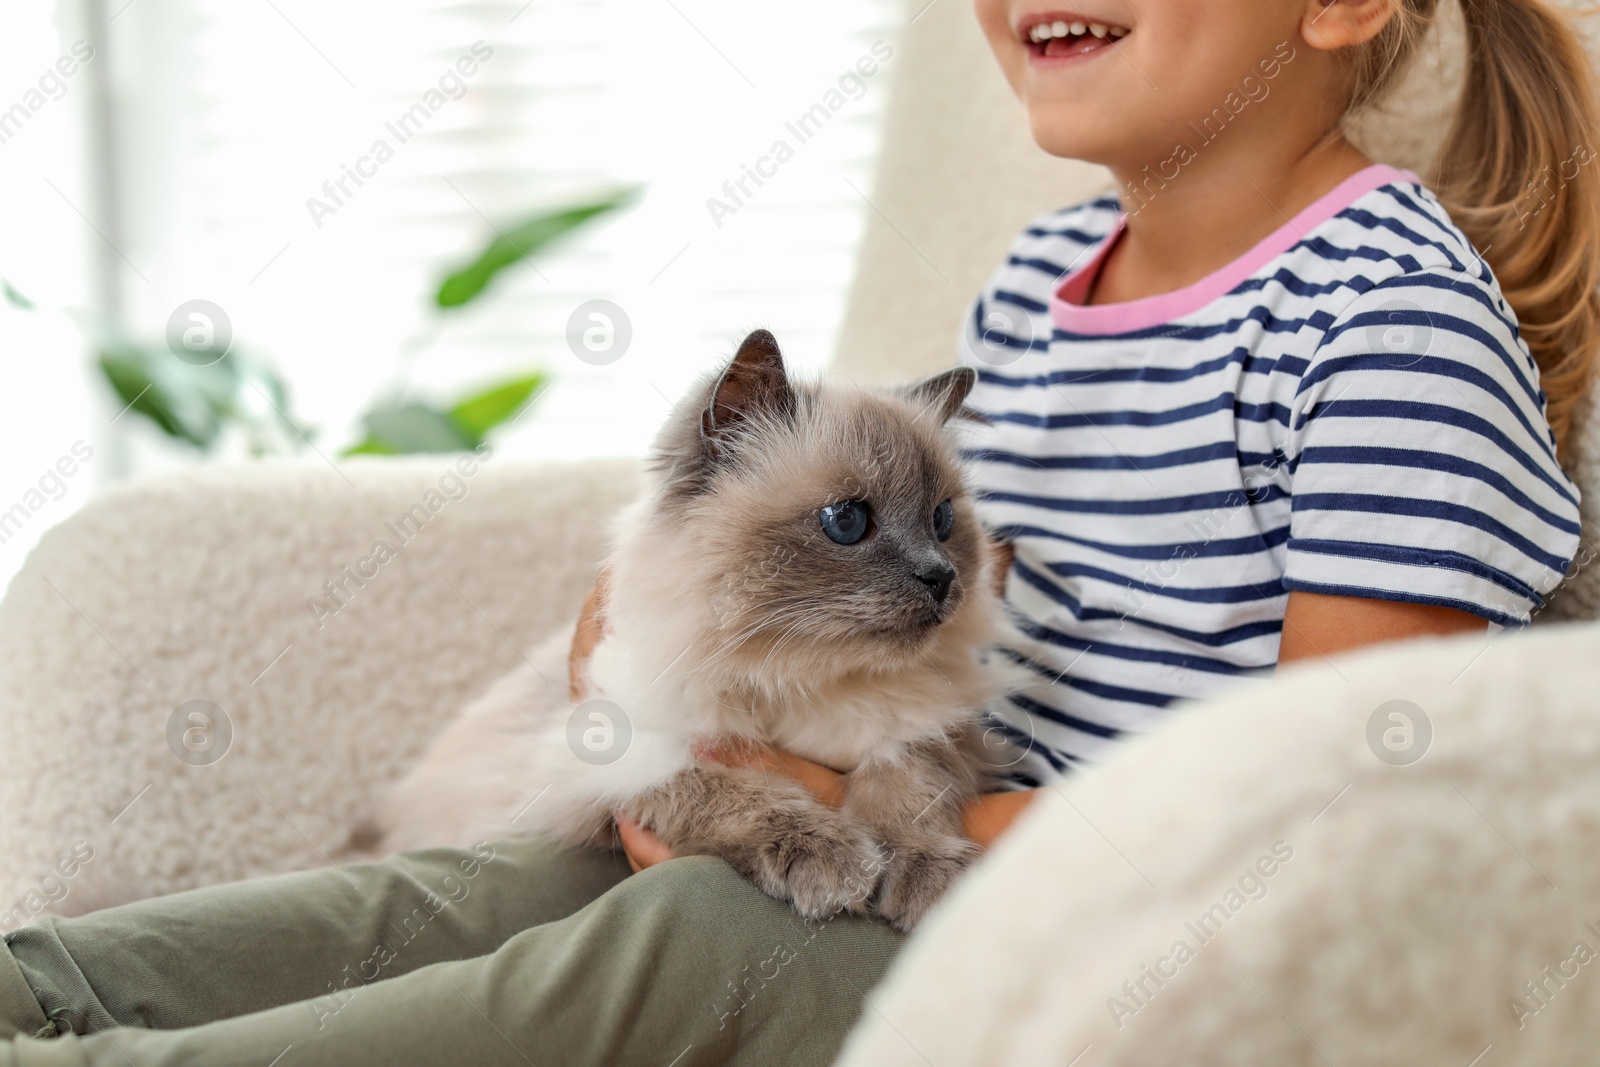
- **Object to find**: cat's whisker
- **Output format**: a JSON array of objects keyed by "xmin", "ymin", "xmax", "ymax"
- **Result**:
[
  {"xmin": 672, "ymin": 601, "xmax": 838, "ymax": 675},
  {"xmin": 682, "ymin": 603, "xmax": 833, "ymax": 683},
  {"xmin": 754, "ymin": 610, "xmax": 838, "ymax": 678},
  {"xmin": 693, "ymin": 604, "xmax": 831, "ymax": 672}
]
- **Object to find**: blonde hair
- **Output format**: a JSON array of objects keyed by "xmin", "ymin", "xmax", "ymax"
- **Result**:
[{"xmin": 1350, "ymin": 0, "xmax": 1600, "ymax": 461}]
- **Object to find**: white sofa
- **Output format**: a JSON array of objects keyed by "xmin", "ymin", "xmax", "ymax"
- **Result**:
[
  {"xmin": 3, "ymin": 0, "xmax": 1600, "ymax": 1062},
  {"xmin": 836, "ymin": 624, "xmax": 1600, "ymax": 1066}
]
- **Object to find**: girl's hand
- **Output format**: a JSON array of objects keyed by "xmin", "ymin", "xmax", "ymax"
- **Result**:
[
  {"xmin": 694, "ymin": 737, "xmax": 847, "ymax": 809},
  {"xmin": 615, "ymin": 813, "xmax": 675, "ymax": 873},
  {"xmin": 567, "ymin": 570, "xmax": 611, "ymax": 702},
  {"xmin": 617, "ymin": 739, "xmax": 1037, "ymax": 870},
  {"xmin": 613, "ymin": 740, "xmax": 846, "ymax": 872},
  {"xmin": 569, "ymin": 574, "xmax": 673, "ymax": 872},
  {"xmin": 703, "ymin": 738, "xmax": 1040, "ymax": 850}
]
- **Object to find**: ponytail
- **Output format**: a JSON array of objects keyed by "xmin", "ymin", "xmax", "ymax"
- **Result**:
[{"xmin": 1352, "ymin": 0, "xmax": 1600, "ymax": 461}]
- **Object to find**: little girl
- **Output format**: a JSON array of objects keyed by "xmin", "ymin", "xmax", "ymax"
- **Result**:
[
  {"xmin": 2, "ymin": 2, "xmax": 1595, "ymax": 1065},
  {"xmin": 953, "ymin": 0, "xmax": 1595, "ymax": 790},
  {"xmin": 623, "ymin": 0, "xmax": 1597, "ymax": 857}
]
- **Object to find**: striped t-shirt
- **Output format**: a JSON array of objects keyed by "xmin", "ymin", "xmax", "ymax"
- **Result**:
[{"xmin": 957, "ymin": 164, "xmax": 1581, "ymax": 785}]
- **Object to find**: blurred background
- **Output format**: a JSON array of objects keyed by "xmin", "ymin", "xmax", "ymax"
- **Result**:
[{"xmin": 0, "ymin": 0, "xmax": 905, "ymax": 590}]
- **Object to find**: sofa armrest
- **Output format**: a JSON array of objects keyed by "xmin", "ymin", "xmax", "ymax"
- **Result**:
[
  {"xmin": 0, "ymin": 455, "xmax": 640, "ymax": 916},
  {"xmin": 835, "ymin": 622, "xmax": 1600, "ymax": 1065}
]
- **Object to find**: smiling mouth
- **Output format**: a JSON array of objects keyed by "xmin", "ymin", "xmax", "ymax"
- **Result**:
[{"xmin": 1017, "ymin": 13, "xmax": 1129, "ymax": 61}]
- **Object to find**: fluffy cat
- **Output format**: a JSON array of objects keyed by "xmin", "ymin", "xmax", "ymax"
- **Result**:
[{"xmin": 367, "ymin": 329, "xmax": 1024, "ymax": 930}]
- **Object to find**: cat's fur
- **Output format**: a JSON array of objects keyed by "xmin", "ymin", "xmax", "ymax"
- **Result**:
[{"xmin": 366, "ymin": 329, "xmax": 1024, "ymax": 929}]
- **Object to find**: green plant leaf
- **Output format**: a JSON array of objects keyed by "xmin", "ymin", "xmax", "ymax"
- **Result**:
[
  {"xmin": 2, "ymin": 279, "xmax": 33, "ymax": 310},
  {"xmin": 447, "ymin": 372, "xmax": 546, "ymax": 440},
  {"xmin": 98, "ymin": 350, "xmax": 218, "ymax": 448},
  {"xmin": 96, "ymin": 342, "xmax": 309, "ymax": 455},
  {"xmin": 351, "ymin": 402, "xmax": 473, "ymax": 455},
  {"xmin": 435, "ymin": 188, "xmax": 640, "ymax": 309},
  {"xmin": 342, "ymin": 436, "xmax": 399, "ymax": 457}
]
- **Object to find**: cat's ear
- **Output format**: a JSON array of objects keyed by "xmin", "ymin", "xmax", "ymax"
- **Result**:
[
  {"xmin": 902, "ymin": 367, "xmax": 979, "ymax": 424},
  {"xmin": 701, "ymin": 329, "xmax": 796, "ymax": 454}
]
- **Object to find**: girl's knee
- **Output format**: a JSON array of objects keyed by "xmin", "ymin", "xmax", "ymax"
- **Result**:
[
  {"xmin": 592, "ymin": 856, "xmax": 827, "ymax": 944},
  {"xmin": 608, "ymin": 856, "xmax": 751, "ymax": 912}
]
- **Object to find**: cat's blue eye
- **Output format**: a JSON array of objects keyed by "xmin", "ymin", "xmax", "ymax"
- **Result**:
[
  {"xmin": 933, "ymin": 499, "xmax": 954, "ymax": 542},
  {"xmin": 820, "ymin": 500, "xmax": 871, "ymax": 544}
]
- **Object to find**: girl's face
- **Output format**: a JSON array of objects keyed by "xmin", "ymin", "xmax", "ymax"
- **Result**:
[{"xmin": 974, "ymin": 0, "xmax": 1319, "ymax": 169}]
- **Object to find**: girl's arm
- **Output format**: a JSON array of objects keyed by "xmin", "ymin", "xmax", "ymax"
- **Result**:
[
  {"xmin": 617, "ymin": 591, "xmax": 1490, "ymax": 868},
  {"xmin": 606, "ymin": 579, "xmax": 1493, "ymax": 867},
  {"xmin": 961, "ymin": 789, "xmax": 1037, "ymax": 848},
  {"xmin": 615, "ymin": 740, "xmax": 1028, "ymax": 872},
  {"xmin": 954, "ymin": 592, "xmax": 1490, "ymax": 853},
  {"xmin": 1278, "ymin": 590, "xmax": 1484, "ymax": 665}
]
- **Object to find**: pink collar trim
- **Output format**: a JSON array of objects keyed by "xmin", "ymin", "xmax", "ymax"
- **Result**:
[{"xmin": 1050, "ymin": 164, "xmax": 1420, "ymax": 335}]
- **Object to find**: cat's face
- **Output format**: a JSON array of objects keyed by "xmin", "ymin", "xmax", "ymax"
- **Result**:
[{"xmin": 648, "ymin": 330, "xmax": 988, "ymax": 673}]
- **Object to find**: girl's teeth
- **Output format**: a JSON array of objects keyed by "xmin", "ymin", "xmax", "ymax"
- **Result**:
[{"xmin": 1026, "ymin": 18, "xmax": 1128, "ymax": 43}]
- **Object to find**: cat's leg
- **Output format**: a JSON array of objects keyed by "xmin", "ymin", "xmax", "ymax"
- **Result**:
[
  {"xmin": 842, "ymin": 734, "xmax": 984, "ymax": 931},
  {"xmin": 624, "ymin": 766, "xmax": 884, "ymax": 921}
]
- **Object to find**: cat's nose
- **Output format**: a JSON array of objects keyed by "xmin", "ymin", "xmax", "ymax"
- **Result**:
[{"xmin": 914, "ymin": 562, "xmax": 956, "ymax": 603}]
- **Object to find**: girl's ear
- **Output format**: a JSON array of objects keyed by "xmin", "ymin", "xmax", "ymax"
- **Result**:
[
  {"xmin": 1301, "ymin": 0, "xmax": 1395, "ymax": 50},
  {"xmin": 903, "ymin": 367, "xmax": 979, "ymax": 424}
]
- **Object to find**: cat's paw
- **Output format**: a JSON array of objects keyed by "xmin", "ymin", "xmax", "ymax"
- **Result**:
[
  {"xmin": 874, "ymin": 833, "xmax": 980, "ymax": 932},
  {"xmin": 749, "ymin": 818, "xmax": 885, "ymax": 920}
]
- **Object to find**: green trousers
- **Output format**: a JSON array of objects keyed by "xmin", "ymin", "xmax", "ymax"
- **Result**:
[{"xmin": 0, "ymin": 837, "xmax": 904, "ymax": 1066}]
